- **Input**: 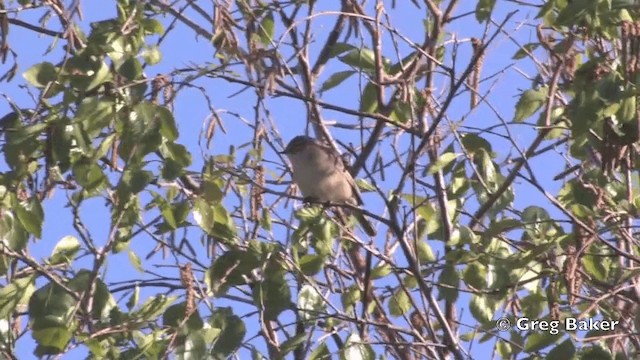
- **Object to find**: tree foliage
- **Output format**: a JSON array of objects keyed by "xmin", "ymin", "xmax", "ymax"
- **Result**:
[{"xmin": 1, "ymin": 0, "xmax": 640, "ymax": 359}]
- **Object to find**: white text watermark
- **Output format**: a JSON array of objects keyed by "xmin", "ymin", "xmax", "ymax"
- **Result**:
[{"xmin": 495, "ymin": 317, "xmax": 619, "ymax": 335}]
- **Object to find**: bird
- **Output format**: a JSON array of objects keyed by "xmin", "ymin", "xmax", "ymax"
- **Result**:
[{"xmin": 280, "ymin": 135, "xmax": 376, "ymax": 236}]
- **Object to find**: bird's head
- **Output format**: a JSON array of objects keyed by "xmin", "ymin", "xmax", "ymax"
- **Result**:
[{"xmin": 280, "ymin": 135, "xmax": 315, "ymax": 155}]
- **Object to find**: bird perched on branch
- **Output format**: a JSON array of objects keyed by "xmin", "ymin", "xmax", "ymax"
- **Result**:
[{"xmin": 280, "ymin": 135, "xmax": 376, "ymax": 236}]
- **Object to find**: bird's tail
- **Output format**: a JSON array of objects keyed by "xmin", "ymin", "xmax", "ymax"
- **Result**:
[{"xmin": 353, "ymin": 209, "xmax": 376, "ymax": 236}]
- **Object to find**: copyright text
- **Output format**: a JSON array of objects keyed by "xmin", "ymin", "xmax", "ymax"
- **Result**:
[{"xmin": 514, "ymin": 317, "xmax": 619, "ymax": 335}]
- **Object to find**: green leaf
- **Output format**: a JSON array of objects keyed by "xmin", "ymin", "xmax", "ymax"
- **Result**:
[
  {"xmin": 496, "ymin": 340, "xmax": 512, "ymax": 358},
  {"xmin": 355, "ymin": 178, "xmax": 376, "ymax": 193},
  {"xmin": 206, "ymin": 248, "xmax": 260, "ymax": 296},
  {"xmin": 211, "ymin": 203, "xmax": 237, "ymax": 242},
  {"xmin": 134, "ymin": 102, "xmax": 179, "ymax": 141},
  {"xmin": 514, "ymin": 87, "xmax": 548, "ymax": 122},
  {"xmin": 341, "ymin": 286, "xmax": 361, "ymax": 309},
  {"xmin": 171, "ymin": 200, "xmax": 190, "ymax": 227},
  {"xmin": 512, "ymin": 43, "xmax": 540, "ymax": 60},
  {"xmin": 201, "ymin": 326, "xmax": 222, "ymax": 348},
  {"xmin": 162, "ymin": 302, "xmax": 204, "ymax": 330},
  {"xmin": 16, "ymin": 197, "xmax": 44, "ymax": 239},
  {"xmin": 260, "ymin": 208, "xmax": 272, "ymax": 231},
  {"xmin": 310, "ymin": 218, "xmax": 335, "ymax": 256},
  {"xmin": 469, "ymin": 295, "xmax": 493, "ymax": 323},
  {"xmin": 571, "ymin": 203, "xmax": 595, "ymax": 219},
  {"xmin": 555, "ymin": 0, "xmax": 596, "ymax": 27},
  {"xmin": 49, "ymin": 236, "xmax": 81, "ymax": 265},
  {"xmin": 476, "ymin": 0, "xmax": 496, "ymax": 23},
  {"xmin": 427, "ymin": 152, "xmax": 460, "ymax": 175},
  {"xmin": 161, "ymin": 143, "xmax": 191, "ymax": 179},
  {"xmin": 309, "ymin": 343, "xmax": 331, "ymax": 360},
  {"xmin": 156, "ymin": 106, "xmax": 179, "ymax": 141},
  {"xmin": 341, "ymin": 333, "xmax": 374, "ymax": 360},
  {"xmin": 33, "ymin": 327, "xmax": 73, "ymax": 355},
  {"xmin": 359, "ymin": 82, "xmax": 378, "ymax": 113},
  {"xmin": 388, "ymin": 51, "xmax": 418, "ymax": 75},
  {"xmin": 522, "ymin": 206, "xmax": 551, "ymax": 242},
  {"xmin": 463, "ymin": 262, "xmax": 487, "ymax": 289},
  {"xmin": 123, "ymin": 168, "xmax": 154, "ymax": 195},
  {"xmin": 521, "ymin": 206, "xmax": 550, "ymax": 224},
  {"xmin": 142, "ymin": 46, "xmax": 162, "ymax": 65},
  {"xmin": 200, "ymin": 176, "xmax": 224, "ymax": 203},
  {"xmin": 84, "ymin": 338, "xmax": 108, "ymax": 358},
  {"xmin": 154, "ymin": 195, "xmax": 177, "ymax": 230},
  {"xmin": 0, "ymin": 210, "xmax": 29, "ymax": 252},
  {"xmin": 132, "ymin": 295, "xmax": 176, "ymax": 321},
  {"xmin": 176, "ymin": 331, "xmax": 207, "ymax": 359},
  {"xmin": 370, "ymin": 262, "xmax": 392, "ymax": 279},
  {"xmin": 536, "ymin": 0, "xmax": 556, "ymax": 20},
  {"xmin": 92, "ymin": 133, "xmax": 117, "ymax": 162},
  {"xmin": 128, "ymin": 329, "xmax": 167, "ymax": 358},
  {"xmin": 411, "ymin": 197, "xmax": 439, "ymax": 235},
  {"xmin": 126, "ymin": 284, "xmax": 140, "ymax": 311},
  {"xmin": 339, "ymin": 48, "xmax": 376, "ymax": 72},
  {"xmin": 524, "ymin": 331, "xmax": 561, "ymax": 352},
  {"xmin": 118, "ymin": 57, "xmax": 143, "ymax": 81},
  {"xmin": 257, "ymin": 13, "xmax": 275, "ymax": 45},
  {"xmin": 210, "ymin": 308, "xmax": 246, "ymax": 357},
  {"xmin": 416, "ymin": 241, "xmax": 436, "ymax": 262},
  {"xmin": 2, "ymin": 127, "xmax": 42, "ymax": 170},
  {"xmin": 72, "ymin": 160, "xmax": 108, "ymax": 194},
  {"xmin": 577, "ymin": 345, "xmax": 612, "ymax": 359},
  {"xmin": 388, "ymin": 289, "xmax": 412, "ymax": 316},
  {"xmin": 193, "ymin": 198, "xmax": 216, "ymax": 236},
  {"xmin": 68, "ymin": 270, "xmax": 116, "ymax": 320},
  {"xmin": 547, "ymin": 339, "xmax": 576, "ymax": 360},
  {"xmin": 86, "ymin": 61, "xmax": 111, "ymax": 91},
  {"xmin": 390, "ymin": 100, "xmax": 413, "ymax": 123},
  {"xmin": 617, "ymin": 95, "xmax": 636, "ymax": 123},
  {"xmin": 328, "ymin": 43, "xmax": 356, "ymax": 58},
  {"xmin": 320, "ymin": 71, "xmax": 355, "ymax": 93},
  {"xmin": 485, "ymin": 218, "xmax": 522, "ymax": 238},
  {"xmin": 475, "ymin": 149, "xmax": 497, "ymax": 185},
  {"xmin": 298, "ymin": 285, "xmax": 326, "ymax": 321},
  {"xmin": 29, "ymin": 283, "xmax": 76, "ymax": 345},
  {"xmin": 74, "ymin": 97, "xmax": 115, "ymax": 138},
  {"xmin": 142, "ymin": 19, "xmax": 164, "ymax": 35},
  {"xmin": 0, "ymin": 276, "xmax": 35, "ymax": 319},
  {"xmin": 23, "ymin": 62, "xmax": 58, "ymax": 88},
  {"xmin": 128, "ymin": 250, "xmax": 144, "ymax": 273},
  {"xmin": 252, "ymin": 276, "xmax": 291, "ymax": 320},
  {"xmin": 403, "ymin": 274, "xmax": 418, "ymax": 289},
  {"xmin": 461, "ymin": 133, "xmax": 493, "ymax": 156},
  {"xmin": 520, "ymin": 292, "xmax": 545, "ymax": 318},
  {"xmin": 582, "ymin": 254, "xmax": 607, "ymax": 282},
  {"xmin": 279, "ymin": 333, "xmax": 307, "ymax": 356},
  {"xmin": 298, "ymin": 254, "xmax": 324, "ymax": 276},
  {"xmin": 437, "ymin": 265, "xmax": 459, "ymax": 302}
]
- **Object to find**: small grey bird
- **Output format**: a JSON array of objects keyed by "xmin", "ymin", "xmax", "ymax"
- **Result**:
[{"xmin": 280, "ymin": 135, "xmax": 376, "ymax": 236}]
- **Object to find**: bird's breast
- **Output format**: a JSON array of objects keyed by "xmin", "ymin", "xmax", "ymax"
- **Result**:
[{"xmin": 289, "ymin": 152, "xmax": 353, "ymax": 203}]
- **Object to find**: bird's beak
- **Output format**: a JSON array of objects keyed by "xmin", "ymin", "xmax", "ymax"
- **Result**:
[{"xmin": 279, "ymin": 146, "xmax": 292, "ymax": 155}]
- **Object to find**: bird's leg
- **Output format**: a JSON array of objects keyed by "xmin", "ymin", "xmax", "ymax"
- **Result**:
[
  {"xmin": 302, "ymin": 196, "xmax": 320, "ymax": 207},
  {"xmin": 303, "ymin": 197, "xmax": 336, "ymax": 213}
]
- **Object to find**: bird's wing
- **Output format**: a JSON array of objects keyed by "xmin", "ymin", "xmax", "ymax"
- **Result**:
[
  {"xmin": 345, "ymin": 171, "xmax": 364, "ymax": 206},
  {"xmin": 319, "ymin": 140, "xmax": 365, "ymax": 206}
]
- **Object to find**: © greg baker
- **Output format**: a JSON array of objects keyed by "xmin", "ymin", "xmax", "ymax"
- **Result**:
[{"xmin": 516, "ymin": 317, "xmax": 619, "ymax": 335}]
